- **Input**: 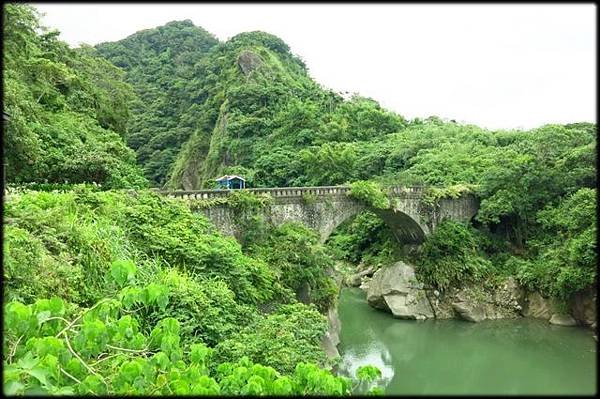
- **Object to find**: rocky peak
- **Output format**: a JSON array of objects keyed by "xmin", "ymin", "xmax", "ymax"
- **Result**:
[{"xmin": 237, "ymin": 51, "xmax": 263, "ymax": 75}]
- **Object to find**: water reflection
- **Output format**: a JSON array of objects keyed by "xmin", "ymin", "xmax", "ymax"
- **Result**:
[
  {"xmin": 338, "ymin": 341, "xmax": 395, "ymax": 389},
  {"xmin": 337, "ymin": 288, "xmax": 597, "ymax": 395}
]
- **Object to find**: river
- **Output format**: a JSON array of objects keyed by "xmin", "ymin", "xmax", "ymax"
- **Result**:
[{"xmin": 337, "ymin": 288, "xmax": 597, "ymax": 395}]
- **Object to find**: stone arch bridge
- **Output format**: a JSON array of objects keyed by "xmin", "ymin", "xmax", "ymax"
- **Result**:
[{"xmin": 159, "ymin": 186, "xmax": 478, "ymax": 244}]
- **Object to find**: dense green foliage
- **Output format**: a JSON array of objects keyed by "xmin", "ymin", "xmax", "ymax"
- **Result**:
[
  {"xmin": 2, "ymin": 5, "xmax": 596, "ymax": 395},
  {"xmin": 415, "ymin": 221, "xmax": 493, "ymax": 291},
  {"xmin": 248, "ymin": 223, "xmax": 339, "ymax": 313},
  {"xmin": 513, "ymin": 188, "xmax": 597, "ymax": 302},
  {"xmin": 3, "ymin": 274, "xmax": 376, "ymax": 395},
  {"xmin": 3, "ymin": 188, "xmax": 361, "ymax": 395},
  {"xmin": 2, "ymin": 4, "xmax": 147, "ymax": 188}
]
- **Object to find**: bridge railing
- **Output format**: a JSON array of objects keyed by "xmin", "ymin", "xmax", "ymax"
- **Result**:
[{"xmin": 156, "ymin": 185, "xmax": 428, "ymax": 200}]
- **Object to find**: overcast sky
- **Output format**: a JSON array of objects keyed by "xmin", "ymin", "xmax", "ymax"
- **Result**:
[{"xmin": 31, "ymin": 3, "xmax": 596, "ymax": 130}]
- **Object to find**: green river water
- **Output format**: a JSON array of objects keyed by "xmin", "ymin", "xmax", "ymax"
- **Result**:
[{"xmin": 337, "ymin": 288, "xmax": 597, "ymax": 395}]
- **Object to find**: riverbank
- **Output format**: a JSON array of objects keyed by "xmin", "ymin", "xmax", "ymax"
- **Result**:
[
  {"xmin": 337, "ymin": 288, "xmax": 597, "ymax": 395},
  {"xmin": 344, "ymin": 260, "xmax": 596, "ymax": 329}
]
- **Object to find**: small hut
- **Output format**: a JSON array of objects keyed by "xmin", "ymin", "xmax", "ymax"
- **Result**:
[{"xmin": 215, "ymin": 175, "xmax": 246, "ymax": 189}]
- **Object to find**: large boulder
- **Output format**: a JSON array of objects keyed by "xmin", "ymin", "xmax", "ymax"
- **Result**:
[
  {"xmin": 346, "ymin": 265, "xmax": 375, "ymax": 287},
  {"xmin": 366, "ymin": 261, "xmax": 434, "ymax": 320},
  {"xmin": 549, "ymin": 313, "xmax": 577, "ymax": 327},
  {"xmin": 522, "ymin": 291, "xmax": 560, "ymax": 319},
  {"xmin": 359, "ymin": 277, "xmax": 371, "ymax": 292},
  {"xmin": 451, "ymin": 301, "xmax": 486, "ymax": 322},
  {"xmin": 346, "ymin": 273, "xmax": 362, "ymax": 287},
  {"xmin": 237, "ymin": 50, "xmax": 263, "ymax": 75}
]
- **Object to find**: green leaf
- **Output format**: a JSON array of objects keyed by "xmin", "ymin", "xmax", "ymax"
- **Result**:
[
  {"xmin": 144, "ymin": 283, "xmax": 162, "ymax": 304},
  {"xmin": 48, "ymin": 297, "xmax": 65, "ymax": 316},
  {"xmin": 17, "ymin": 352, "xmax": 39, "ymax": 370},
  {"xmin": 5, "ymin": 301, "xmax": 35, "ymax": 336},
  {"xmin": 189, "ymin": 343, "xmax": 210, "ymax": 365},
  {"xmin": 78, "ymin": 375, "xmax": 106, "ymax": 395},
  {"xmin": 110, "ymin": 259, "xmax": 137, "ymax": 287},
  {"xmin": 151, "ymin": 352, "xmax": 170, "ymax": 371},
  {"xmin": 273, "ymin": 376, "xmax": 293, "ymax": 395},
  {"xmin": 26, "ymin": 367, "xmax": 50, "ymax": 387},
  {"xmin": 156, "ymin": 291, "xmax": 169, "ymax": 310},
  {"xmin": 4, "ymin": 381, "xmax": 25, "ymax": 395},
  {"xmin": 36, "ymin": 310, "xmax": 51, "ymax": 326}
]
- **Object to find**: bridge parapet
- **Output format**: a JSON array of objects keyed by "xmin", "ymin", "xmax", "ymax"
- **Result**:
[{"xmin": 157, "ymin": 185, "xmax": 428, "ymax": 200}]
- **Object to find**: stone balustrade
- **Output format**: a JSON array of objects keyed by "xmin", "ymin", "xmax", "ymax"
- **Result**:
[{"xmin": 157, "ymin": 185, "xmax": 428, "ymax": 200}]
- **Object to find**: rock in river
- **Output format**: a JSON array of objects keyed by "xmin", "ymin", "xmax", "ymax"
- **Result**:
[
  {"xmin": 451, "ymin": 301, "xmax": 486, "ymax": 322},
  {"xmin": 549, "ymin": 313, "xmax": 577, "ymax": 327},
  {"xmin": 366, "ymin": 261, "xmax": 434, "ymax": 319}
]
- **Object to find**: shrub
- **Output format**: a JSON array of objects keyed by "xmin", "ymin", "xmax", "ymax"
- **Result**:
[
  {"xmin": 213, "ymin": 303, "xmax": 329, "ymax": 374},
  {"xmin": 137, "ymin": 269, "xmax": 258, "ymax": 347},
  {"xmin": 347, "ymin": 180, "xmax": 390, "ymax": 209},
  {"xmin": 422, "ymin": 183, "xmax": 475, "ymax": 207},
  {"xmin": 2, "ymin": 292, "xmax": 362, "ymax": 396},
  {"xmin": 416, "ymin": 220, "xmax": 491, "ymax": 290},
  {"xmin": 249, "ymin": 222, "xmax": 338, "ymax": 312}
]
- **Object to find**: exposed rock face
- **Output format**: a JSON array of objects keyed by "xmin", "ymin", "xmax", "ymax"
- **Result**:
[
  {"xmin": 237, "ymin": 51, "xmax": 263, "ymax": 75},
  {"xmin": 366, "ymin": 261, "xmax": 434, "ymax": 320},
  {"xmin": 549, "ymin": 313, "xmax": 577, "ymax": 326},
  {"xmin": 297, "ymin": 281, "xmax": 311, "ymax": 304},
  {"xmin": 320, "ymin": 303, "xmax": 342, "ymax": 360},
  {"xmin": 346, "ymin": 274, "xmax": 362, "ymax": 287},
  {"xmin": 522, "ymin": 291, "xmax": 560, "ymax": 319},
  {"xmin": 451, "ymin": 302, "xmax": 486, "ymax": 322},
  {"xmin": 428, "ymin": 277, "xmax": 524, "ymax": 322},
  {"xmin": 571, "ymin": 287, "xmax": 596, "ymax": 327},
  {"xmin": 356, "ymin": 257, "xmax": 595, "ymax": 328}
]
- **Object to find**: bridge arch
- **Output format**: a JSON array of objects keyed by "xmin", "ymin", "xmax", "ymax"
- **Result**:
[{"xmin": 318, "ymin": 203, "xmax": 429, "ymax": 245}]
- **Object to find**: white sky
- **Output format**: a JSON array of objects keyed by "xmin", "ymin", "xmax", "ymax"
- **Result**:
[{"xmin": 31, "ymin": 3, "xmax": 596, "ymax": 130}]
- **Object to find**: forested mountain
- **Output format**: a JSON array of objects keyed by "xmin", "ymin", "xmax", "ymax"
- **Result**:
[
  {"xmin": 95, "ymin": 21, "xmax": 219, "ymax": 186},
  {"xmin": 95, "ymin": 24, "xmax": 406, "ymax": 188}
]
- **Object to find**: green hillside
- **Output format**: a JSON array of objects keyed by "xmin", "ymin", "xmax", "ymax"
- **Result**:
[{"xmin": 95, "ymin": 21, "xmax": 219, "ymax": 186}]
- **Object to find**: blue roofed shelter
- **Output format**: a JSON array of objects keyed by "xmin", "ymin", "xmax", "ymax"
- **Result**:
[{"xmin": 215, "ymin": 175, "xmax": 246, "ymax": 189}]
